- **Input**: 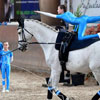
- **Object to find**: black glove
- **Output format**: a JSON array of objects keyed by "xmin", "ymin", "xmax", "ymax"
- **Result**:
[{"xmin": 55, "ymin": 26, "xmax": 63, "ymax": 31}]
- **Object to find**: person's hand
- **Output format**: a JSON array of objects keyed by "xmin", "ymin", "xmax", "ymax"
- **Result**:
[
  {"xmin": 55, "ymin": 26, "xmax": 63, "ymax": 30},
  {"xmin": 34, "ymin": 11, "xmax": 40, "ymax": 13}
]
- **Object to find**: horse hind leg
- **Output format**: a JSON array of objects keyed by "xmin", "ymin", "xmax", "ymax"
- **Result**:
[
  {"xmin": 91, "ymin": 69, "xmax": 100, "ymax": 100},
  {"xmin": 90, "ymin": 67, "xmax": 100, "ymax": 85},
  {"xmin": 91, "ymin": 70, "xmax": 100, "ymax": 100},
  {"xmin": 89, "ymin": 55, "xmax": 100, "ymax": 85},
  {"xmin": 89, "ymin": 62, "xmax": 100, "ymax": 100}
]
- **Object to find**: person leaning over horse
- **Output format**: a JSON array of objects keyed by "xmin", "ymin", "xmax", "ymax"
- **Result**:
[{"xmin": 35, "ymin": 6, "xmax": 100, "ymax": 40}]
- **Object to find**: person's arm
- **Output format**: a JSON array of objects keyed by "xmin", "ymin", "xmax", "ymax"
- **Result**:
[
  {"xmin": 10, "ymin": 52, "xmax": 13, "ymax": 62},
  {"xmin": 10, "ymin": 56, "xmax": 13, "ymax": 62},
  {"xmin": 34, "ymin": 11, "xmax": 57, "ymax": 18}
]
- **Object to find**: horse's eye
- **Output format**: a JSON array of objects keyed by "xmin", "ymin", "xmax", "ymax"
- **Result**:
[{"xmin": 17, "ymin": 29, "xmax": 22, "ymax": 34}]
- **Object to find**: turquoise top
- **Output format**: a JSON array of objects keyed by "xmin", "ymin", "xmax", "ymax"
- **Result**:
[{"xmin": 2, "ymin": 50, "xmax": 13, "ymax": 65}]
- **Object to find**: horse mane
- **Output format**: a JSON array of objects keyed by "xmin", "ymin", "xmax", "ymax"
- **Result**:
[{"xmin": 25, "ymin": 19, "xmax": 58, "ymax": 33}]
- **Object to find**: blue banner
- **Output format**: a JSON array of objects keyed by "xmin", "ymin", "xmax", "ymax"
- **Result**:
[
  {"xmin": 16, "ymin": 0, "xmax": 40, "ymax": 19},
  {"xmin": 21, "ymin": 0, "xmax": 39, "ymax": 10}
]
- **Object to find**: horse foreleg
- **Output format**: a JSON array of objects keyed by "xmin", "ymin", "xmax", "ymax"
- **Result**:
[
  {"xmin": 47, "ymin": 75, "xmax": 53, "ymax": 100},
  {"xmin": 47, "ymin": 64, "xmax": 61, "ymax": 100},
  {"xmin": 47, "ymin": 68, "xmax": 61, "ymax": 100},
  {"xmin": 47, "ymin": 86, "xmax": 53, "ymax": 100},
  {"xmin": 50, "ymin": 69, "xmax": 70, "ymax": 100},
  {"xmin": 55, "ymin": 89, "xmax": 68, "ymax": 100},
  {"xmin": 92, "ymin": 91, "xmax": 100, "ymax": 100},
  {"xmin": 47, "ymin": 87, "xmax": 70, "ymax": 100}
]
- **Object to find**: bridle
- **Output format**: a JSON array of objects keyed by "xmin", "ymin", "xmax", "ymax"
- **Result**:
[
  {"xmin": 17, "ymin": 26, "xmax": 34, "ymax": 51},
  {"xmin": 17, "ymin": 17, "xmax": 60, "ymax": 46},
  {"xmin": 18, "ymin": 26, "xmax": 61, "ymax": 45},
  {"xmin": 18, "ymin": 27, "xmax": 33, "ymax": 43}
]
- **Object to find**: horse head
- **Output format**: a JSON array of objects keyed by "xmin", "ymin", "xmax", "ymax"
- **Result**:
[
  {"xmin": 17, "ymin": 19, "xmax": 57, "ymax": 52},
  {"xmin": 17, "ymin": 27, "xmax": 28, "ymax": 52},
  {"xmin": 17, "ymin": 17, "xmax": 29, "ymax": 52}
]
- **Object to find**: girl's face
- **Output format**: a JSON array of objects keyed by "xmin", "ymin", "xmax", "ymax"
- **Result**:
[
  {"xmin": 4, "ymin": 42, "xmax": 9, "ymax": 50},
  {"xmin": 57, "ymin": 6, "xmax": 64, "ymax": 14}
]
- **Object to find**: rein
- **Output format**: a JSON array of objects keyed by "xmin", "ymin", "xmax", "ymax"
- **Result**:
[
  {"xmin": 23, "ymin": 28, "xmax": 33, "ymax": 37},
  {"xmin": 19, "ymin": 27, "xmax": 61, "ymax": 45},
  {"xmin": 1, "ymin": 46, "xmax": 22, "ymax": 56},
  {"xmin": 28, "ymin": 42, "xmax": 61, "ymax": 45}
]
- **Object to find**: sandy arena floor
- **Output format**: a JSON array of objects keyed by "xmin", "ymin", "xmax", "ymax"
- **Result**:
[{"xmin": 0, "ymin": 70, "xmax": 99, "ymax": 100}]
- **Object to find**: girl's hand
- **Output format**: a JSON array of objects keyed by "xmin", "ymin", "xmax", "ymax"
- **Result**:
[{"xmin": 34, "ymin": 11, "xmax": 40, "ymax": 13}]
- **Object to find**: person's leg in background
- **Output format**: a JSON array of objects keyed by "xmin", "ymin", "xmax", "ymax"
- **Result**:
[
  {"xmin": 0, "ymin": 63, "xmax": 2, "ymax": 72},
  {"xmin": 1, "ymin": 64, "xmax": 6, "ymax": 92},
  {"xmin": 6, "ymin": 64, "xmax": 11, "ymax": 92}
]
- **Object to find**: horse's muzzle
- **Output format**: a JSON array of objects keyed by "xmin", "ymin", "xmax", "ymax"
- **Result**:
[{"xmin": 19, "ymin": 44, "xmax": 28, "ymax": 52}]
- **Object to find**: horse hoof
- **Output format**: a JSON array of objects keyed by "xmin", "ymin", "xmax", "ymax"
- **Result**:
[
  {"xmin": 67, "ymin": 97, "xmax": 75, "ymax": 100},
  {"xmin": 70, "ymin": 97, "xmax": 75, "ymax": 100}
]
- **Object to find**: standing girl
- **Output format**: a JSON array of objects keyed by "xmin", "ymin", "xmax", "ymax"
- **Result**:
[{"xmin": 1, "ymin": 42, "xmax": 13, "ymax": 92}]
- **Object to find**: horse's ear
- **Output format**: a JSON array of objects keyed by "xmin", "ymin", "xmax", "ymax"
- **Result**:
[{"xmin": 17, "ymin": 17, "xmax": 24, "ymax": 28}]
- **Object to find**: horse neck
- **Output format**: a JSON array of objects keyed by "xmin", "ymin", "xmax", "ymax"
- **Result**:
[{"xmin": 25, "ymin": 20, "xmax": 58, "ymax": 61}]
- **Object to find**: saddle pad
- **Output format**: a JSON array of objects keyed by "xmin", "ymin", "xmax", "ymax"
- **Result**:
[{"xmin": 69, "ymin": 36, "xmax": 100, "ymax": 51}]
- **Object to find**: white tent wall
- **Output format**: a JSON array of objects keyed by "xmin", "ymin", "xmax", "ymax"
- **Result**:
[
  {"xmin": 72, "ymin": 0, "xmax": 100, "ymax": 16},
  {"xmin": 60, "ymin": 0, "xmax": 70, "ymax": 11},
  {"xmin": 60, "ymin": 0, "xmax": 100, "ymax": 16}
]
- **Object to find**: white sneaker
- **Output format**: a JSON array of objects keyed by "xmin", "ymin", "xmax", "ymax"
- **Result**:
[
  {"xmin": 2, "ymin": 88, "xmax": 5, "ymax": 92},
  {"xmin": 6, "ymin": 90, "xmax": 9, "ymax": 92}
]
